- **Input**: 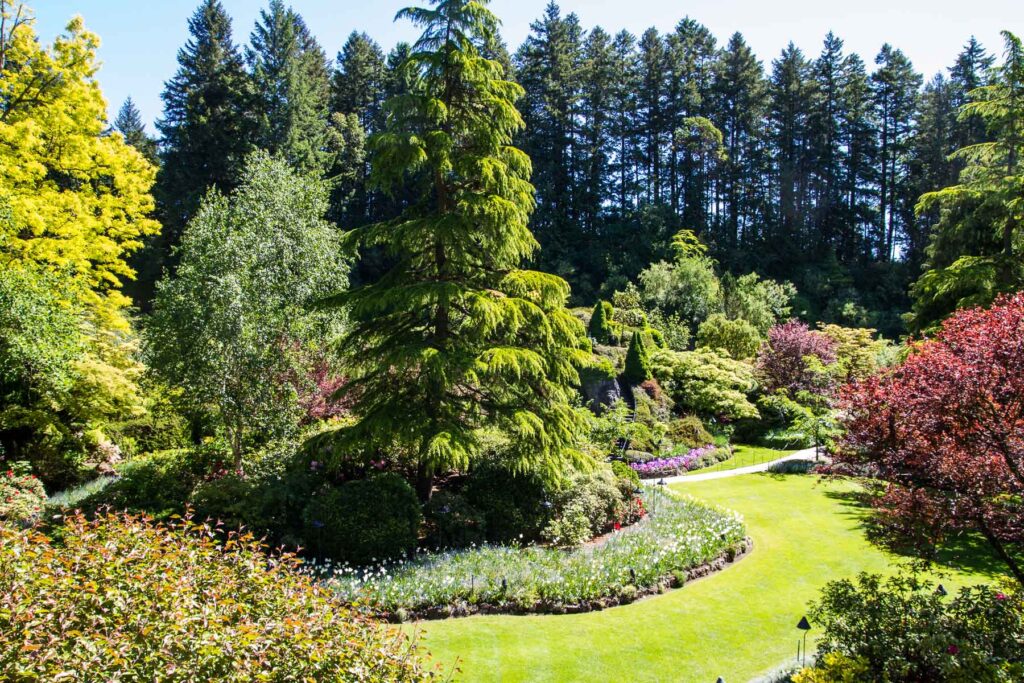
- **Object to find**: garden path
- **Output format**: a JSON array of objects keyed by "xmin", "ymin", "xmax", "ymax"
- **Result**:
[{"xmin": 662, "ymin": 447, "xmax": 819, "ymax": 484}]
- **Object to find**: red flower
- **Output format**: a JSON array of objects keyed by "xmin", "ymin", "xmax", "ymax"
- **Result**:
[
  {"xmin": 613, "ymin": 522, "xmax": 622, "ymax": 531},
  {"xmin": 947, "ymin": 644, "xmax": 959, "ymax": 655},
  {"xmin": 996, "ymin": 592, "xmax": 1008, "ymax": 601}
]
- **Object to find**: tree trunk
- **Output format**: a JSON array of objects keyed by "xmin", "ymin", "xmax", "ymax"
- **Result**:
[{"xmin": 415, "ymin": 460, "xmax": 434, "ymax": 503}]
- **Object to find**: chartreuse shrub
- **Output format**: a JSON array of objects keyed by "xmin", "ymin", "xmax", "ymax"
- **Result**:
[
  {"xmin": 0, "ymin": 511, "xmax": 435, "ymax": 681},
  {"xmin": 588, "ymin": 300, "xmax": 615, "ymax": 343},
  {"xmin": 797, "ymin": 573, "xmax": 1024, "ymax": 682},
  {"xmin": 622, "ymin": 331, "xmax": 653, "ymax": 385}
]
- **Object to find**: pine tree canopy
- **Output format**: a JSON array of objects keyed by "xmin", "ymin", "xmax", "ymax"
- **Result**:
[
  {"xmin": 322, "ymin": 0, "xmax": 592, "ymax": 498},
  {"xmin": 909, "ymin": 31, "xmax": 1024, "ymax": 332}
]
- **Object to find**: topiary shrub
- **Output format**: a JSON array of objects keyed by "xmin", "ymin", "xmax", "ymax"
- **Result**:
[
  {"xmin": 667, "ymin": 415, "xmax": 714, "ymax": 450},
  {"xmin": 303, "ymin": 473, "xmax": 422, "ymax": 564},
  {"xmin": 588, "ymin": 300, "xmax": 615, "ymax": 344},
  {"xmin": 0, "ymin": 511, "xmax": 435, "ymax": 680},
  {"xmin": 0, "ymin": 466, "xmax": 47, "ymax": 524},
  {"xmin": 622, "ymin": 331, "xmax": 653, "ymax": 385},
  {"xmin": 542, "ymin": 468, "xmax": 624, "ymax": 546}
]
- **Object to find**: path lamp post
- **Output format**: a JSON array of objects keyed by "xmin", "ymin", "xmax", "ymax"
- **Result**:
[
  {"xmin": 655, "ymin": 478, "xmax": 667, "ymax": 514},
  {"xmin": 797, "ymin": 616, "xmax": 812, "ymax": 666}
]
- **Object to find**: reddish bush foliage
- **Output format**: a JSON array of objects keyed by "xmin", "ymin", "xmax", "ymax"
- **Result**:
[
  {"xmin": 837, "ymin": 293, "xmax": 1024, "ymax": 584},
  {"xmin": 0, "ymin": 511, "xmax": 437, "ymax": 681},
  {"xmin": 756, "ymin": 320, "xmax": 837, "ymax": 394},
  {"xmin": 298, "ymin": 361, "xmax": 353, "ymax": 423}
]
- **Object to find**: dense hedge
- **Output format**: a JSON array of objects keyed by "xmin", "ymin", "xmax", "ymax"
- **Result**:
[{"xmin": 0, "ymin": 511, "xmax": 436, "ymax": 681}]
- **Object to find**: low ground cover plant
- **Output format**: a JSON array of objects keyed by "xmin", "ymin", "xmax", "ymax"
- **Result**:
[
  {"xmin": 0, "ymin": 511, "xmax": 436, "ymax": 681},
  {"xmin": 0, "ymin": 466, "xmax": 46, "ymax": 524},
  {"xmin": 323, "ymin": 488, "xmax": 746, "ymax": 619}
]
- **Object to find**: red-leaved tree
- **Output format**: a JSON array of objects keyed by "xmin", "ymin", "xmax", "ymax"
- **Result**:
[
  {"xmin": 756, "ymin": 320, "xmax": 838, "ymax": 394},
  {"xmin": 837, "ymin": 293, "xmax": 1024, "ymax": 585}
]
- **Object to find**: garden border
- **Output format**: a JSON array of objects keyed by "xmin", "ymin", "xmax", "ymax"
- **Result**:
[{"xmin": 389, "ymin": 535, "xmax": 753, "ymax": 622}]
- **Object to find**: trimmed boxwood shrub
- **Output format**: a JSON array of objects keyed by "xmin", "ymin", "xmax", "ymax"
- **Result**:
[
  {"xmin": 611, "ymin": 460, "xmax": 640, "ymax": 489},
  {"xmin": 303, "ymin": 473, "xmax": 422, "ymax": 564},
  {"xmin": 463, "ymin": 463, "xmax": 547, "ymax": 544},
  {"xmin": 0, "ymin": 511, "xmax": 435, "ymax": 681}
]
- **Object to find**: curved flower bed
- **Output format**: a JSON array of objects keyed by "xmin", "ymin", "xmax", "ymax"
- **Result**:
[
  {"xmin": 320, "ymin": 489, "xmax": 747, "ymax": 621},
  {"xmin": 630, "ymin": 445, "xmax": 729, "ymax": 478}
]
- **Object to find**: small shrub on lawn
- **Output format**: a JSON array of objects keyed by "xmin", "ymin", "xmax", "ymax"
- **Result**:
[
  {"xmin": 0, "ymin": 511, "xmax": 435, "ymax": 681},
  {"xmin": 0, "ymin": 466, "xmax": 46, "ymax": 524},
  {"xmin": 303, "ymin": 473, "xmax": 422, "ymax": 564},
  {"xmin": 324, "ymin": 488, "xmax": 745, "ymax": 616}
]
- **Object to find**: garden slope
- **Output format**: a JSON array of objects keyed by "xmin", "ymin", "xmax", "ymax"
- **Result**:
[{"xmin": 415, "ymin": 474, "xmax": 1001, "ymax": 682}]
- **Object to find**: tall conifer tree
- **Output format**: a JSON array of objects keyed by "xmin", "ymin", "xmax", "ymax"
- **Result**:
[
  {"xmin": 248, "ymin": 0, "xmax": 331, "ymax": 176},
  {"xmin": 326, "ymin": 0, "xmax": 591, "ymax": 501},
  {"xmin": 113, "ymin": 97, "xmax": 158, "ymax": 164},
  {"xmin": 156, "ymin": 0, "xmax": 254, "ymax": 275}
]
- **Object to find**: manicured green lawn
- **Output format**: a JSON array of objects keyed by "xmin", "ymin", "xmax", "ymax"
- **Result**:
[
  {"xmin": 413, "ymin": 474, "xmax": 1002, "ymax": 682},
  {"xmin": 692, "ymin": 444, "xmax": 799, "ymax": 474}
]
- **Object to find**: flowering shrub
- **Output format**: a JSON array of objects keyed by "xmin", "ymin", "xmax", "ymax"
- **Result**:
[
  {"xmin": 0, "ymin": 467, "xmax": 46, "ymax": 524},
  {"xmin": 629, "ymin": 445, "xmax": 728, "ymax": 478},
  {"xmin": 800, "ymin": 573, "xmax": 1024, "ymax": 682},
  {"xmin": 323, "ymin": 489, "xmax": 746, "ymax": 618},
  {"xmin": 0, "ymin": 511, "xmax": 436, "ymax": 681}
]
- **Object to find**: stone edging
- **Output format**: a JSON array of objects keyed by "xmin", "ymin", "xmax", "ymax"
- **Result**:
[{"xmin": 388, "ymin": 535, "xmax": 753, "ymax": 623}]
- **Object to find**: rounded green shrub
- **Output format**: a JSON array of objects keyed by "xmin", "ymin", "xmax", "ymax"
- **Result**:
[
  {"xmin": 588, "ymin": 300, "xmax": 614, "ymax": 344},
  {"xmin": 303, "ymin": 473, "xmax": 422, "ymax": 564},
  {"xmin": 696, "ymin": 313, "xmax": 762, "ymax": 359},
  {"xmin": 611, "ymin": 460, "xmax": 640, "ymax": 490},
  {"xmin": 667, "ymin": 415, "xmax": 714, "ymax": 450},
  {"xmin": 463, "ymin": 463, "xmax": 547, "ymax": 544},
  {"xmin": 425, "ymin": 490, "xmax": 487, "ymax": 549}
]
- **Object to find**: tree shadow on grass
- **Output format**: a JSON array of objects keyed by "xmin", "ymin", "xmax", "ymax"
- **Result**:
[{"xmin": 816, "ymin": 481, "xmax": 1010, "ymax": 581}]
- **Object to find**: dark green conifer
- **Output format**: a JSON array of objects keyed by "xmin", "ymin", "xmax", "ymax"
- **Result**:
[
  {"xmin": 324, "ymin": 0, "xmax": 591, "ymax": 501},
  {"xmin": 623, "ymin": 331, "xmax": 652, "ymax": 385}
]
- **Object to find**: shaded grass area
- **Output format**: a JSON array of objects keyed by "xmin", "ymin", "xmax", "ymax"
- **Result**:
[
  {"xmin": 691, "ymin": 444, "xmax": 800, "ymax": 474},
  {"xmin": 414, "ymin": 474, "xmax": 1002, "ymax": 682}
]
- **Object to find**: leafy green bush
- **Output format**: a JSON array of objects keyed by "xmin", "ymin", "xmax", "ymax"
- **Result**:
[
  {"xmin": 611, "ymin": 460, "xmax": 640, "ymax": 489},
  {"xmin": 83, "ymin": 446, "xmax": 220, "ymax": 519},
  {"xmin": 303, "ymin": 473, "xmax": 422, "ymax": 564},
  {"xmin": 0, "ymin": 466, "xmax": 46, "ymax": 524},
  {"xmin": 0, "ymin": 511, "xmax": 435, "ymax": 681},
  {"xmin": 542, "ymin": 468, "xmax": 626, "ymax": 546},
  {"xmin": 696, "ymin": 313, "xmax": 762, "ymax": 359},
  {"xmin": 462, "ymin": 462, "xmax": 547, "ymax": 544},
  {"xmin": 667, "ymin": 415, "xmax": 714, "ymax": 450},
  {"xmin": 651, "ymin": 347, "xmax": 759, "ymax": 420},
  {"xmin": 803, "ymin": 573, "xmax": 1024, "ymax": 682},
  {"xmin": 425, "ymin": 490, "xmax": 488, "ymax": 549}
]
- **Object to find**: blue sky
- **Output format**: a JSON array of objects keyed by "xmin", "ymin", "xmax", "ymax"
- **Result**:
[{"xmin": 31, "ymin": 0, "xmax": 1024, "ymax": 131}]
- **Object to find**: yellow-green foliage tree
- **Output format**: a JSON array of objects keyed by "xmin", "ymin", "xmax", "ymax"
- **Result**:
[
  {"xmin": 0, "ymin": 2, "xmax": 159, "ymax": 485},
  {"xmin": 0, "ymin": 2, "xmax": 159, "ymax": 330}
]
